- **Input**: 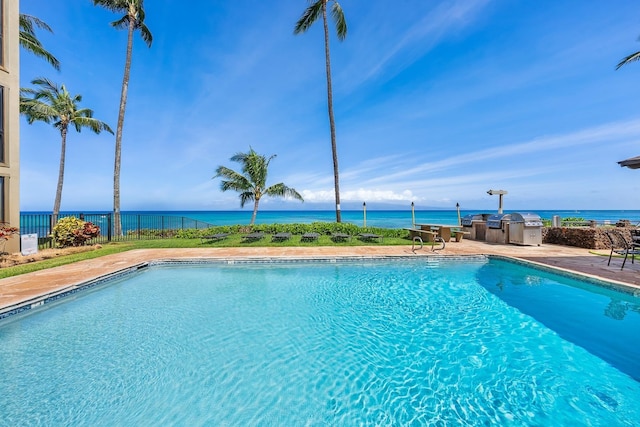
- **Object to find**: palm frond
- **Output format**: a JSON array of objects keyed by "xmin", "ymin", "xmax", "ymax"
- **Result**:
[
  {"xmin": 20, "ymin": 13, "xmax": 54, "ymax": 34},
  {"xmin": 265, "ymin": 183, "xmax": 304, "ymax": 201},
  {"xmin": 92, "ymin": 0, "xmax": 130, "ymax": 13},
  {"xmin": 239, "ymin": 192, "xmax": 256, "ymax": 208},
  {"xmin": 294, "ymin": 0, "xmax": 324, "ymax": 35},
  {"xmin": 19, "ymin": 14, "xmax": 61, "ymax": 70},
  {"xmin": 30, "ymin": 77, "xmax": 58, "ymax": 92},
  {"xmin": 72, "ymin": 116, "xmax": 114, "ymax": 134},
  {"xmin": 215, "ymin": 167, "xmax": 253, "ymax": 193},
  {"xmin": 215, "ymin": 165, "xmax": 245, "ymax": 181},
  {"xmin": 331, "ymin": 1, "xmax": 347, "ymax": 40},
  {"xmin": 616, "ymin": 51, "xmax": 640, "ymax": 70},
  {"xmin": 111, "ymin": 15, "xmax": 130, "ymax": 30},
  {"xmin": 139, "ymin": 24, "xmax": 153, "ymax": 46}
]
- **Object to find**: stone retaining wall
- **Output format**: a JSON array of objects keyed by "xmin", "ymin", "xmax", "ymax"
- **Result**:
[{"xmin": 542, "ymin": 227, "xmax": 634, "ymax": 249}]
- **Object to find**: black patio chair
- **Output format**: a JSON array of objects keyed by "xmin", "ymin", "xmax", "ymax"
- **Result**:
[
  {"xmin": 200, "ymin": 233, "xmax": 229, "ymax": 244},
  {"xmin": 301, "ymin": 232, "xmax": 319, "ymax": 242},
  {"xmin": 242, "ymin": 232, "xmax": 265, "ymax": 242},
  {"xmin": 271, "ymin": 232, "xmax": 292, "ymax": 242},
  {"xmin": 605, "ymin": 230, "xmax": 640, "ymax": 270}
]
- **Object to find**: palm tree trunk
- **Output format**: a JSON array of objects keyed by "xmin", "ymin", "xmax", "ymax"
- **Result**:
[
  {"xmin": 53, "ymin": 126, "xmax": 68, "ymax": 222},
  {"xmin": 113, "ymin": 17, "xmax": 135, "ymax": 236},
  {"xmin": 250, "ymin": 198, "xmax": 260, "ymax": 225},
  {"xmin": 322, "ymin": 1, "xmax": 342, "ymax": 223}
]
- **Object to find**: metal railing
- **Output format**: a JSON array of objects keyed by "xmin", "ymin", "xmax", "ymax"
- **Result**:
[{"xmin": 20, "ymin": 212, "xmax": 216, "ymax": 248}]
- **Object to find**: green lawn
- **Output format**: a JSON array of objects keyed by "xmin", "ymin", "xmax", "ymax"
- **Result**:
[{"xmin": 0, "ymin": 234, "xmax": 416, "ymax": 279}]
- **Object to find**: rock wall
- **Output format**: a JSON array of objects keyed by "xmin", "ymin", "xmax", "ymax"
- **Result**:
[{"xmin": 542, "ymin": 227, "xmax": 634, "ymax": 249}]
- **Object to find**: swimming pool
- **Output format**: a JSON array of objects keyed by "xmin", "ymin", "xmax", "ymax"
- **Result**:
[{"xmin": 1, "ymin": 257, "xmax": 639, "ymax": 425}]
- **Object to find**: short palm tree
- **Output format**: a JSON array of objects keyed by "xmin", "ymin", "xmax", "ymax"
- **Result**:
[
  {"xmin": 20, "ymin": 78, "xmax": 113, "ymax": 220},
  {"xmin": 19, "ymin": 13, "xmax": 61, "ymax": 70},
  {"xmin": 616, "ymin": 37, "xmax": 640, "ymax": 69},
  {"xmin": 214, "ymin": 148, "xmax": 304, "ymax": 225},
  {"xmin": 294, "ymin": 0, "xmax": 347, "ymax": 223},
  {"xmin": 93, "ymin": 0, "xmax": 152, "ymax": 236}
]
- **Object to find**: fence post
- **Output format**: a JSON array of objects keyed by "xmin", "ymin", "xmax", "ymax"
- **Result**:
[
  {"xmin": 137, "ymin": 215, "xmax": 141, "ymax": 240},
  {"xmin": 107, "ymin": 214, "xmax": 112, "ymax": 242},
  {"xmin": 49, "ymin": 214, "xmax": 55, "ymax": 248}
]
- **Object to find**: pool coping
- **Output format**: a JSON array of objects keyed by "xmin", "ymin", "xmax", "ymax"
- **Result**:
[{"xmin": 2, "ymin": 253, "xmax": 639, "ymax": 323}]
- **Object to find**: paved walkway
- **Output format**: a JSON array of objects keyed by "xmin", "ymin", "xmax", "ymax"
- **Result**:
[{"xmin": 1, "ymin": 240, "xmax": 639, "ymax": 313}]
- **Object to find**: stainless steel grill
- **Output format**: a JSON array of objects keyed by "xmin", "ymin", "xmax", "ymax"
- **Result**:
[
  {"xmin": 461, "ymin": 214, "xmax": 491, "ymax": 240},
  {"xmin": 486, "ymin": 214, "xmax": 512, "ymax": 244},
  {"xmin": 509, "ymin": 212, "xmax": 543, "ymax": 246},
  {"xmin": 461, "ymin": 214, "xmax": 481, "ymax": 227},
  {"xmin": 487, "ymin": 213, "xmax": 511, "ymax": 229}
]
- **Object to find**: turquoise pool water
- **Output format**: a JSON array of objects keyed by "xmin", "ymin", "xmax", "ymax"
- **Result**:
[{"xmin": 1, "ymin": 258, "xmax": 639, "ymax": 426}]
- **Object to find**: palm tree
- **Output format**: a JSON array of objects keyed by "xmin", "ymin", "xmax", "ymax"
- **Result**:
[
  {"xmin": 19, "ymin": 13, "xmax": 61, "ymax": 70},
  {"xmin": 214, "ymin": 148, "xmax": 304, "ymax": 225},
  {"xmin": 294, "ymin": 0, "xmax": 347, "ymax": 223},
  {"xmin": 616, "ymin": 37, "xmax": 640, "ymax": 69},
  {"xmin": 93, "ymin": 0, "xmax": 152, "ymax": 235},
  {"xmin": 20, "ymin": 78, "xmax": 113, "ymax": 220}
]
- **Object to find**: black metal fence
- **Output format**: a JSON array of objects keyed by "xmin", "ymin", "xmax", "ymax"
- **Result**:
[{"xmin": 20, "ymin": 212, "xmax": 216, "ymax": 248}]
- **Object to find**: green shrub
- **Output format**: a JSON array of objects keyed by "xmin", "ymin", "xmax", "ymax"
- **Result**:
[
  {"xmin": 126, "ymin": 228, "xmax": 181, "ymax": 238},
  {"xmin": 52, "ymin": 216, "xmax": 100, "ymax": 248},
  {"xmin": 174, "ymin": 222, "xmax": 406, "ymax": 239}
]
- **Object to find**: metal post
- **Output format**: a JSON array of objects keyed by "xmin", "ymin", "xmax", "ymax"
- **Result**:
[
  {"xmin": 363, "ymin": 202, "xmax": 367, "ymax": 228},
  {"xmin": 411, "ymin": 202, "xmax": 415, "ymax": 227},
  {"xmin": 487, "ymin": 190, "xmax": 508, "ymax": 214}
]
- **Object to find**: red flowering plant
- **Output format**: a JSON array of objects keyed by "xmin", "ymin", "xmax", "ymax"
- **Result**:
[{"xmin": 0, "ymin": 223, "xmax": 19, "ymax": 255}]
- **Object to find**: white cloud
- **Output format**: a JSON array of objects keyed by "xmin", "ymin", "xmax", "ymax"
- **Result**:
[
  {"xmin": 345, "ymin": 0, "xmax": 491, "ymax": 89},
  {"xmin": 302, "ymin": 188, "xmax": 417, "ymax": 203}
]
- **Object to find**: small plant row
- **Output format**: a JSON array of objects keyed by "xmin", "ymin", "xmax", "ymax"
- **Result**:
[{"xmin": 174, "ymin": 222, "xmax": 407, "ymax": 239}]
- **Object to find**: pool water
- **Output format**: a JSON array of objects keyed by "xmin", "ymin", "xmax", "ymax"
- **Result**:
[{"xmin": 1, "ymin": 258, "xmax": 639, "ymax": 426}]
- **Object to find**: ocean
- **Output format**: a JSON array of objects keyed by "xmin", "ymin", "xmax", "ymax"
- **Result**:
[{"xmin": 23, "ymin": 210, "xmax": 640, "ymax": 230}]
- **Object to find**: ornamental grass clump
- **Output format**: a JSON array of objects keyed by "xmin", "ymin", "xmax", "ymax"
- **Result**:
[{"xmin": 51, "ymin": 216, "xmax": 100, "ymax": 248}]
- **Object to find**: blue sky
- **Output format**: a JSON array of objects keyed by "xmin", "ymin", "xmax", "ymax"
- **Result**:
[{"xmin": 19, "ymin": 0, "xmax": 640, "ymax": 212}]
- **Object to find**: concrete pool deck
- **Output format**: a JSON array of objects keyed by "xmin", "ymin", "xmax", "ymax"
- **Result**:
[{"xmin": 1, "ymin": 240, "xmax": 639, "ymax": 313}]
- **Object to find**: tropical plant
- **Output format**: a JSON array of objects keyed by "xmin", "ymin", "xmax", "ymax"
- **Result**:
[
  {"xmin": 92, "ymin": 0, "xmax": 153, "ymax": 236},
  {"xmin": 51, "ymin": 216, "xmax": 100, "ymax": 248},
  {"xmin": 19, "ymin": 13, "xmax": 61, "ymax": 70},
  {"xmin": 0, "ymin": 223, "xmax": 20, "ymax": 255},
  {"xmin": 294, "ymin": 0, "xmax": 347, "ymax": 223},
  {"xmin": 616, "ymin": 36, "xmax": 640, "ymax": 69},
  {"xmin": 20, "ymin": 78, "xmax": 114, "ymax": 219},
  {"xmin": 214, "ymin": 148, "xmax": 304, "ymax": 225}
]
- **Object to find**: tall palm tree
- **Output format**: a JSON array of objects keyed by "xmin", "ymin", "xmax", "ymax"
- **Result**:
[
  {"xmin": 294, "ymin": 0, "xmax": 347, "ymax": 223},
  {"xmin": 616, "ymin": 37, "xmax": 640, "ymax": 69},
  {"xmin": 214, "ymin": 148, "xmax": 304, "ymax": 225},
  {"xmin": 20, "ymin": 78, "xmax": 114, "ymax": 220},
  {"xmin": 19, "ymin": 13, "xmax": 61, "ymax": 70},
  {"xmin": 93, "ymin": 0, "xmax": 152, "ymax": 235}
]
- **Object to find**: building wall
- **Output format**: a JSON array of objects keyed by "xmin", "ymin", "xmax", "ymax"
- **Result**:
[{"xmin": 0, "ymin": 0, "xmax": 21, "ymax": 253}]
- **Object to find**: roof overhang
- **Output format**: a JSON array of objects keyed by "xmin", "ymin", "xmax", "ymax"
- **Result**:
[{"xmin": 618, "ymin": 155, "xmax": 640, "ymax": 169}]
